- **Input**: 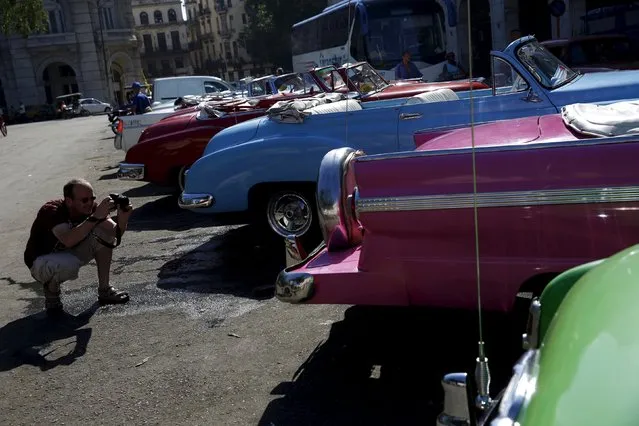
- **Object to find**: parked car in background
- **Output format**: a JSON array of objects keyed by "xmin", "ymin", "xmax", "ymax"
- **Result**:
[
  {"xmin": 115, "ymin": 72, "xmax": 325, "ymax": 153},
  {"xmin": 541, "ymin": 34, "xmax": 639, "ymax": 73},
  {"xmin": 179, "ymin": 36, "xmax": 639, "ymax": 239},
  {"xmin": 276, "ymin": 100, "xmax": 639, "ymax": 309},
  {"xmin": 79, "ymin": 98, "xmax": 112, "ymax": 114},
  {"xmin": 149, "ymin": 75, "xmax": 236, "ymax": 108},
  {"xmin": 437, "ymin": 242, "xmax": 639, "ymax": 426}
]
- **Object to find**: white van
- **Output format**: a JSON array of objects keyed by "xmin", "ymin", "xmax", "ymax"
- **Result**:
[{"xmin": 150, "ymin": 75, "xmax": 235, "ymax": 108}]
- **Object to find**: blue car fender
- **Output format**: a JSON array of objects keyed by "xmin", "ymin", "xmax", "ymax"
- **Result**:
[{"xmin": 184, "ymin": 134, "xmax": 354, "ymax": 214}]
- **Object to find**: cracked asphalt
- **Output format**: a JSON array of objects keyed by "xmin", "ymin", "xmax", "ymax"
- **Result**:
[{"xmin": 0, "ymin": 116, "xmax": 525, "ymax": 425}]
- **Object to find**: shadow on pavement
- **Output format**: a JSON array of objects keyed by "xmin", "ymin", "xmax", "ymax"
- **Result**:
[
  {"xmin": 157, "ymin": 225, "xmax": 285, "ymax": 299},
  {"xmin": 122, "ymin": 182, "xmax": 176, "ymax": 198},
  {"xmin": 258, "ymin": 306, "xmax": 526, "ymax": 426},
  {"xmin": 125, "ymin": 195, "xmax": 212, "ymax": 232},
  {"xmin": 0, "ymin": 303, "xmax": 99, "ymax": 372}
]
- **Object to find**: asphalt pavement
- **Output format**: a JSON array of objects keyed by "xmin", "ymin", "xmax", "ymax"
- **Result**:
[{"xmin": 0, "ymin": 116, "xmax": 525, "ymax": 425}]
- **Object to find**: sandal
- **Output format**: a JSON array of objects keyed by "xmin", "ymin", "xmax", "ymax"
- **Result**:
[{"xmin": 98, "ymin": 286, "xmax": 130, "ymax": 305}]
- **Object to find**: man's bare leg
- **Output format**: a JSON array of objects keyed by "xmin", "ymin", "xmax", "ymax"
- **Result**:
[
  {"xmin": 94, "ymin": 245, "xmax": 113, "ymax": 292},
  {"xmin": 94, "ymin": 219, "xmax": 129, "ymax": 304}
]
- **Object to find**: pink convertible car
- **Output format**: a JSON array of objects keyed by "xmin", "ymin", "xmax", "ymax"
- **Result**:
[{"xmin": 275, "ymin": 101, "xmax": 639, "ymax": 311}]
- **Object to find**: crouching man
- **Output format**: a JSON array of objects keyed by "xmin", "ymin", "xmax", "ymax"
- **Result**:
[{"xmin": 24, "ymin": 178, "xmax": 133, "ymax": 316}]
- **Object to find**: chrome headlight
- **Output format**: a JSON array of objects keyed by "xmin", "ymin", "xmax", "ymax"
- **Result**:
[{"xmin": 316, "ymin": 147, "xmax": 365, "ymax": 251}]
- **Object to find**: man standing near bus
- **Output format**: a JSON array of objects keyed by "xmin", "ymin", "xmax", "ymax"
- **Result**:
[{"xmin": 395, "ymin": 51, "xmax": 423, "ymax": 80}]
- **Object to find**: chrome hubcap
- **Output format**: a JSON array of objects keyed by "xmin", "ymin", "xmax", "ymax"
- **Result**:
[{"xmin": 267, "ymin": 193, "xmax": 312, "ymax": 237}]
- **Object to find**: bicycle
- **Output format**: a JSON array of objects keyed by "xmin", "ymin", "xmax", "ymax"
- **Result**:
[{"xmin": 0, "ymin": 116, "xmax": 7, "ymax": 137}]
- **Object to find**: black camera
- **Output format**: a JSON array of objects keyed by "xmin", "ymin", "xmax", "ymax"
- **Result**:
[{"xmin": 109, "ymin": 193, "xmax": 131, "ymax": 212}]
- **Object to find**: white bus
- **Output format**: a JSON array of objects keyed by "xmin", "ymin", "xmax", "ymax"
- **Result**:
[{"xmin": 291, "ymin": 0, "xmax": 455, "ymax": 82}]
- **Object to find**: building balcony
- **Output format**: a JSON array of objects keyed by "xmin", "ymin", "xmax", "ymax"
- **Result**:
[
  {"xmin": 141, "ymin": 47, "xmax": 190, "ymax": 57},
  {"xmin": 185, "ymin": 0, "xmax": 197, "ymax": 4},
  {"xmin": 201, "ymin": 32, "xmax": 215, "ymax": 42},
  {"xmin": 104, "ymin": 28, "xmax": 137, "ymax": 44},
  {"xmin": 188, "ymin": 40, "xmax": 203, "ymax": 50},
  {"xmin": 26, "ymin": 32, "xmax": 77, "ymax": 48},
  {"xmin": 137, "ymin": 20, "xmax": 184, "ymax": 29},
  {"xmin": 219, "ymin": 28, "xmax": 235, "ymax": 39},
  {"xmin": 198, "ymin": 6, "xmax": 211, "ymax": 16}
]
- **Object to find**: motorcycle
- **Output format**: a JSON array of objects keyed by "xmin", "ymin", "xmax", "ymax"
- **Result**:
[{"xmin": 107, "ymin": 106, "xmax": 133, "ymax": 135}]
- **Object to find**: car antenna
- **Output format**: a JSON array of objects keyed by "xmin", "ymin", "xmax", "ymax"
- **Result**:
[{"xmin": 465, "ymin": 0, "xmax": 492, "ymax": 411}]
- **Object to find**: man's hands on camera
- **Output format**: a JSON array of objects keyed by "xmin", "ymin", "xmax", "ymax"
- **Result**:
[{"xmin": 92, "ymin": 197, "xmax": 116, "ymax": 220}]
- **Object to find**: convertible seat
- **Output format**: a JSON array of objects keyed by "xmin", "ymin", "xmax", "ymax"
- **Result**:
[
  {"xmin": 562, "ymin": 101, "xmax": 639, "ymax": 137},
  {"xmin": 267, "ymin": 93, "xmax": 351, "ymax": 123},
  {"xmin": 404, "ymin": 88, "xmax": 460, "ymax": 105},
  {"xmin": 308, "ymin": 99, "xmax": 362, "ymax": 115}
]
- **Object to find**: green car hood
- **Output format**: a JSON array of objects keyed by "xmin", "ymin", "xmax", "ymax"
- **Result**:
[{"xmin": 520, "ymin": 244, "xmax": 639, "ymax": 426}]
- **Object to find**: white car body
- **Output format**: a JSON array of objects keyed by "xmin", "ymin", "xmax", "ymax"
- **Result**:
[
  {"xmin": 79, "ymin": 98, "xmax": 112, "ymax": 114},
  {"xmin": 114, "ymin": 103, "xmax": 178, "ymax": 152}
]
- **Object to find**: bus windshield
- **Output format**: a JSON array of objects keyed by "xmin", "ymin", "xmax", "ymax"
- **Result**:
[{"xmin": 364, "ymin": 1, "xmax": 446, "ymax": 70}]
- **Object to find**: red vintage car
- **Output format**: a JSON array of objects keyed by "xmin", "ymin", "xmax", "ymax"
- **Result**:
[
  {"xmin": 118, "ymin": 63, "xmax": 488, "ymax": 189},
  {"xmin": 314, "ymin": 61, "xmax": 488, "ymax": 101},
  {"xmin": 275, "ymin": 101, "xmax": 639, "ymax": 311}
]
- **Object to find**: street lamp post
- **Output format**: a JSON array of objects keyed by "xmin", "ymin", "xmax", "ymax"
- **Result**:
[{"xmin": 97, "ymin": 0, "xmax": 113, "ymax": 103}]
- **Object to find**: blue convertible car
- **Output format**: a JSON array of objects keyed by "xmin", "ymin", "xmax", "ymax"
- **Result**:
[{"xmin": 179, "ymin": 36, "xmax": 639, "ymax": 238}]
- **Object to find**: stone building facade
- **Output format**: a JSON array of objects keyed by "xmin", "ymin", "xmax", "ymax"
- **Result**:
[
  {"xmin": 132, "ymin": 0, "xmax": 193, "ymax": 78},
  {"xmin": 0, "ymin": 0, "xmax": 144, "ymax": 109},
  {"xmin": 185, "ymin": 0, "xmax": 274, "ymax": 82}
]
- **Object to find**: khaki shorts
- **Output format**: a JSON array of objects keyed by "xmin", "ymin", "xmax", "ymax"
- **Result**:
[{"xmin": 30, "ymin": 224, "xmax": 115, "ymax": 287}]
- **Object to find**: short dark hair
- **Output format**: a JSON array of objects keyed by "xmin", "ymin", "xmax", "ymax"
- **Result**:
[
  {"xmin": 402, "ymin": 50, "xmax": 411, "ymax": 57},
  {"xmin": 63, "ymin": 178, "xmax": 91, "ymax": 199}
]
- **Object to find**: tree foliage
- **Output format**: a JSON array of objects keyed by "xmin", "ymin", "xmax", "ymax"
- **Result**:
[
  {"xmin": 240, "ymin": 0, "xmax": 326, "ymax": 70},
  {"xmin": 1, "ymin": 0, "xmax": 48, "ymax": 37}
]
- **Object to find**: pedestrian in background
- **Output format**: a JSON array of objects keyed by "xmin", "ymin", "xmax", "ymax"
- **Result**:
[{"xmin": 395, "ymin": 50, "xmax": 423, "ymax": 80}]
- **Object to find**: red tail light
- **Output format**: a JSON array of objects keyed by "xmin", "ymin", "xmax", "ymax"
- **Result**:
[{"xmin": 117, "ymin": 120, "xmax": 124, "ymax": 133}]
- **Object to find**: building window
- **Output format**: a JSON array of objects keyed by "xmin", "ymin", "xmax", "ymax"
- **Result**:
[
  {"xmin": 161, "ymin": 60, "xmax": 171, "ymax": 74},
  {"xmin": 241, "ymin": 13, "xmax": 246, "ymax": 24},
  {"xmin": 232, "ymin": 40, "xmax": 238, "ymax": 58},
  {"xmin": 229, "ymin": 15, "xmax": 233, "ymax": 30},
  {"xmin": 171, "ymin": 31, "xmax": 181, "ymax": 50},
  {"xmin": 100, "ymin": 7, "xmax": 114, "ymax": 30},
  {"xmin": 143, "ymin": 34, "xmax": 153, "ymax": 52},
  {"xmin": 168, "ymin": 9, "xmax": 177, "ymax": 22},
  {"xmin": 224, "ymin": 41, "xmax": 231, "ymax": 60},
  {"xmin": 45, "ymin": 0, "xmax": 65, "ymax": 34},
  {"xmin": 157, "ymin": 33, "xmax": 168, "ymax": 51},
  {"xmin": 140, "ymin": 12, "xmax": 149, "ymax": 25},
  {"xmin": 154, "ymin": 10, "xmax": 163, "ymax": 24},
  {"xmin": 188, "ymin": 10, "xmax": 192, "ymax": 21},
  {"xmin": 175, "ymin": 59, "xmax": 184, "ymax": 69},
  {"xmin": 227, "ymin": 0, "xmax": 232, "ymax": 6}
]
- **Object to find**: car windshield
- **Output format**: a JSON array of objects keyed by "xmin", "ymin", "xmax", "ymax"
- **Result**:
[
  {"xmin": 316, "ymin": 66, "xmax": 347, "ymax": 91},
  {"xmin": 516, "ymin": 40, "xmax": 578, "ymax": 89},
  {"xmin": 274, "ymin": 73, "xmax": 321, "ymax": 94},
  {"xmin": 345, "ymin": 63, "xmax": 388, "ymax": 94}
]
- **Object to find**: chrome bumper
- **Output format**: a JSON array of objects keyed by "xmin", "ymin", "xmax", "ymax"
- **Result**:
[
  {"xmin": 275, "ymin": 237, "xmax": 324, "ymax": 304},
  {"xmin": 178, "ymin": 192, "xmax": 214, "ymax": 209},
  {"xmin": 117, "ymin": 163, "xmax": 145, "ymax": 180}
]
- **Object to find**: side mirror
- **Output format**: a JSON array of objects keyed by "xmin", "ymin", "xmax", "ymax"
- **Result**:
[{"xmin": 437, "ymin": 373, "xmax": 474, "ymax": 426}]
